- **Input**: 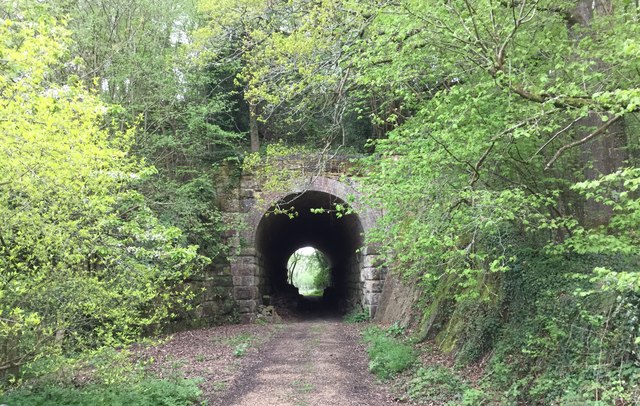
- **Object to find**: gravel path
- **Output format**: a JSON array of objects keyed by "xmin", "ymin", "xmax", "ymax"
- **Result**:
[
  {"xmin": 138, "ymin": 319, "xmax": 398, "ymax": 405},
  {"xmin": 210, "ymin": 319, "xmax": 397, "ymax": 406}
]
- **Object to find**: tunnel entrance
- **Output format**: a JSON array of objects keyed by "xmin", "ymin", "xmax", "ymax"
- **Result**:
[{"xmin": 255, "ymin": 191, "xmax": 364, "ymax": 318}]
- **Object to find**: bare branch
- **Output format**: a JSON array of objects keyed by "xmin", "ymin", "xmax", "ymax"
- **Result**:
[
  {"xmin": 530, "ymin": 116, "xmax": 583, "ymax": 160},
  {"xmin": 545, "ymin": 115, "xmax": 622, "ymax": 170}
]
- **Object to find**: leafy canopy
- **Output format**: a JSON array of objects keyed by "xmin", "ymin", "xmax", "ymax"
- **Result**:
[{"xmin": 0, "ymin": 2, "xmax": 206, "ymax": 378}]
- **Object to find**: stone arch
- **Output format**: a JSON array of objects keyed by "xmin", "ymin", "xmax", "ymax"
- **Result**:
[
  {"xmin": 244, "ymin": 176, "xmax": 376, "ymax": 244},
  {"xmin": 230, "ymin": 175, "xmax": 383, "ymax": 322}
]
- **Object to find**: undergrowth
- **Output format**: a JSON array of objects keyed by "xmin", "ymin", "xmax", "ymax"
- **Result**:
[
  {"xmin": 363, "ymin": 326, "xmax": 414, "ymax": 379},
  {"xmin": 1, "ymin": 345, "xmax": 203, "ymax": 405},
  {"xmin": 393, "ymin": 250, "xmax": 640, "ymax": 405},
  {"xmin": 0, "ymin": 377, "xmax": 202, "ymax": 406},
  {"xmin": 344, "ymin": 309, "xmax": 370, "ymax": 323}
]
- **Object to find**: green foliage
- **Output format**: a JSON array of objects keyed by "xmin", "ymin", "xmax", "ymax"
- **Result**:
[
  {"xmin": 226, "ymin": 332, "xmax": 253, "ymax": 357},
  {"xmin": 194, "ymin": 0, "xmax": 375, "ymax": 148},
  {"xmin": 461, "ymin": 252, "xmax": 640, "ymax": 404},
  {"xmin": 223, "ymin": 332, "xmax": 253, "ymax": 347},
  {"xmin": 54, "ymin": 0, "xmax": 242, "ymax": 262},
  {"xmin": 0, "ymin": 377, "xmax": 202, "ymax": 406},
  {"xmin": 287, "ymin": 248, "xmax": 331, "ymax": 296},
  {"xmin": 406, "ymin": 366, "xmax": 467, "ymax": 404},
  {"xmin": 3, "ymin": 0, "xmax": 640, "ymax": 404},
  {"xmin": 228, "ymin": 1, "xmax": 640, "ymax": 402},
  {"xmin": 242, "ymin": 142, "xmax": 317, "ymax": 207},
  {"xmin": 343, "ymin": 310, "xmax": 370, "ymax": 324},
  {"xmin": 0, "ymin": 2, "xmax": 207, "ymax": 382},
  {"xmin": 233, "ymin": 343, "xmax": 249, "ymax": 358},
  {"xmin": 384, "ymin": 322, "xmax": 406, "ymax": 338},
  {"xmin": 363, "ymin": 327, "xmax": 414, "ymax": 380}
]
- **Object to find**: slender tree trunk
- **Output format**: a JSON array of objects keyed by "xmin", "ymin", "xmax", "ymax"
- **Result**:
[
  {"xmin": 569, "ymin": 0, "xmax": 626, "ymax": 225},
  {"xmin": 249, "ymin": 103, "xmax": 260, "ymax": 152}
]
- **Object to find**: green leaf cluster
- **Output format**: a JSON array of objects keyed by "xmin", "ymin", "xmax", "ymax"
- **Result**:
[{"xmin": 0, "ymin": 3, "xmax": 207, "ymax": 380}]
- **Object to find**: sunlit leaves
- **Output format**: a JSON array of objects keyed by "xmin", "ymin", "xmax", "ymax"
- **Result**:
[{"xmin": 0, "ymin": 5, "xmax": 207, "ymax": 376}]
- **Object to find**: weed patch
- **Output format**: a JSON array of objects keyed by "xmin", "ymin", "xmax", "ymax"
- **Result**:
[
  {"xmin": 0, "ymin": 377, "xmax": 202, "ymax": 406},
  {"xmin": 363, "ymin": 327, "xmax": 414, "ymax": 379},
  {"xmin": 233, "ymin": 342, "xmax": 249, "ymax": 357},
  {"xmin": 224, "ymin": 332, "xmax": 254, "ymax": 346},
  {"xmin": 406, "ymin": 366, "xmax": 465, "ymax": 403},
  {"xmin": 344, "ymin": 310, "xmax": 370, "ymax": 323},
  {"xmin": 291, "ymin": 379, "xmax": 315, "ymax": 393}
]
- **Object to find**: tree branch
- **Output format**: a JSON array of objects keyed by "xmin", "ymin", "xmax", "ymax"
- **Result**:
[{"xmin": 544, "ymin": 115, "xmax": 622, "ymax": 170}]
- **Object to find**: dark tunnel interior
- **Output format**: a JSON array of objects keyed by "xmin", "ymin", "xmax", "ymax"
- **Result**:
[{"xmin": 255, "ymin": 191, "xmax": 363, "ymax": 316}]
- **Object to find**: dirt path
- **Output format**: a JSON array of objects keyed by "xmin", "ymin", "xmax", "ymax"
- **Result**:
[{"xmin": 209, "ymin": 320, "xmax": 397, "ymax": 406}]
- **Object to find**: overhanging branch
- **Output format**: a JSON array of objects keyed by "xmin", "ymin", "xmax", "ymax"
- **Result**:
[{"xmin": 544, "ymin": 115, "xmax": 622, "ymax": 170}]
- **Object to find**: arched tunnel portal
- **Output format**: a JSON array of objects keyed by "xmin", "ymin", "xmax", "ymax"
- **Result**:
[
  {"xmin": 255, "ymin": 191, "xmax": 363, "ymax": 315},
  {"xmin": 230, "ymin": 175, "xmax": 383, "ymax": 323}
]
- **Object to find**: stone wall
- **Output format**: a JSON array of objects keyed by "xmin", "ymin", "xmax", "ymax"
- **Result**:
[{"xmin": 216, "ymin": 156, "xmax": 384, "ymax": 323}]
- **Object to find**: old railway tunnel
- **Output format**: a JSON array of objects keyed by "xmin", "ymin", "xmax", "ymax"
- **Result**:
[{"xmin": 212, "ymin": 156, "xmax": 384, "ymax": 323}]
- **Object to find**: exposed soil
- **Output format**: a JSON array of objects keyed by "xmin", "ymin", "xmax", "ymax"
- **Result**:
[{"xmin": 139, "ymin": 319, "xmax": 399, "ymax": 405}]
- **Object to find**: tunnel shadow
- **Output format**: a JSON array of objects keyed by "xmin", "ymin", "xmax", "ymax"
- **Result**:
[{"xmin": 255, "ymin": 190, "xmax": 364, "ymax": 320}]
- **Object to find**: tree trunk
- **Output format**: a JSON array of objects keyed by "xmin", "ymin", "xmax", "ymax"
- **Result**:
[
  {"xmin": 570, "ymin": 0, "xmax": 627, "ymax": 226},
  {"xmin": 249, "ymin": 103, "xmax": 260, "ymax": 152}
]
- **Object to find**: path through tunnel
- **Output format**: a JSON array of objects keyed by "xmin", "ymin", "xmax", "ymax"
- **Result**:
[{"xmin": 255, "ymin": 190, "xmax": 363, "ymax": 318}]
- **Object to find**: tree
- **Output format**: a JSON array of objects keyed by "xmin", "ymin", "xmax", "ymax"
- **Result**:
[
  {"xmin": 54, "ymin": 0, "xmax": 242, "ymax": 261},
  {"xmin": 228, "ymin": 0, "xmax": 640, "ymax": 401},
  {"xmin": 195, "ymin": 0, "xmax": 379, "ymax": 149},
  {"xmin": 0, "ymin": 2, "xmax": 206, "ymax": 377}
]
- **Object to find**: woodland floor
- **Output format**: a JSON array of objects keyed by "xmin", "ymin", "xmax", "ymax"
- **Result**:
[{"xmin": 139, "ymin": 316, "xmax": 399, "ymax": 406}]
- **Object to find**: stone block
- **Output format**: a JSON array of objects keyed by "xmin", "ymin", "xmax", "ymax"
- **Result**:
[
  {"xmin": 195, "ymin": 301, "xmax": 220, "ymax": 318},
  {"xmin": 240, "ymin": 314, "xmax": 255, "ymax": 324},
  {"xmin": 236, "ymin": 299, "xmax": 257, "ymax": 314},
  {"xmin": 219, "ymin": 194, "xmax": 240, "ymax": 212},
  {"xmin": 234, "ymin": 286, "xmax": 259, "ymax": 300},
  {"xmin": 362, "ymin": 244, "xmax": 381, "ymax": 256},
  {"xmin": 240, "ymin": 247, "xmax": 257, "ymax": 256},
  {"xmin": 230, "ymin": 263, "xmax": 257, "ymax": 277},
  {"xmin": 233, "ymin": 275, "xmax": 255, "ymax": 286},
  {"xmin": 240, "ymin": 176, "xmax": 257, "ymax": 189},
  {"xmin": 363, "ymin": 255, "xmax": 382, "ymax": 268},
  {"xmin": 217, "ymin": 266, "xmax": 232, "ymax": 276},
  {"xmin": 364, "ymin": 293, "xmax": 380, "ymax": 305},
  {"xmin": 362, "ymin": 267, "xmax": 381, "ymax": 281},
  {"xmin": 226, "ymin": 235, "xmax": 241, "ymax": 249},
  {"xmin": 202, "ymin": 286, "xmax": 232, "ymax": 301},
  {"xmin": 240, "ymin": 188, "xmax": 255, "ymax": 198},
  {"xmin": 239, "ymin": 256, "xmax": 258, "ymax": 266},
  {"xmin": 368, "ymin": 305, "xmax": 378, "ymax": 317},
  {"xmin": 241, "ymin": 198, "xmax": 256, "ymax": 213},
  {"xmin": 364, "ymin": 280, "xmax": 383, "ymax": 293},
  {"xmin": 211, "ymin": 275, "xmax": 233, "ymax": 287}
]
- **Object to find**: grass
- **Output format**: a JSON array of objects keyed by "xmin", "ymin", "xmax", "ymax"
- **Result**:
[
  {"xmin": 212, "ymin": 381, "xmax": 227, "ymax": 391},
  {"xmin": 291, "ymin": 379, "xmax": 315, "ymax": 393},
  {"xmin": 406, "ymin": 366, "xmax": 465, "ymax": 402},
  {"xmin": 233, "ymin": 342, "xmax": 249, "ymax": 357},
  {"xmin": 363, "ymin": 327, "xmax": 415, "ymax": 380},
  {"xmin": 344, "ymin": 309, "xmax": 370, "ymax": 323},
  {"xmin": 0, "ymin": 377, "xmax": 202, "ymax": 406}
]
